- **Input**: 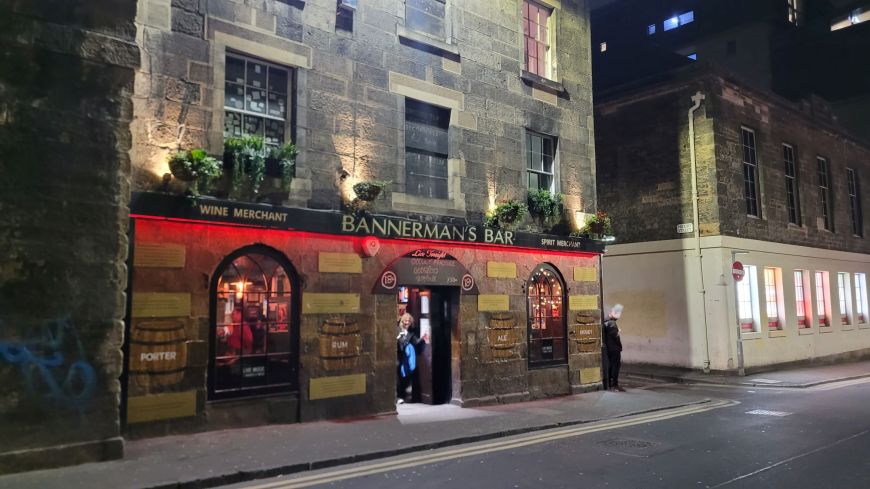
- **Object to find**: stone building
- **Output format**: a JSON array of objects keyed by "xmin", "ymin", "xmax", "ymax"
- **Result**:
[
  {"xmin": 595, "ymin": 64, "xmax": 870, "ymax": 373},
  {"xmin": 125, "ymin": 0, "xmax": 603, "ymax": 439}
]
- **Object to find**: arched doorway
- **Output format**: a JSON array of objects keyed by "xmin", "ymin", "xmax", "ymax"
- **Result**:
[
  {"xmin": 209, "ymin": 245, "xmax": 300, "ymax": 400},
  {"xmin": 527, "ymin": 263, "xmax": 567, "ymax": 367}
]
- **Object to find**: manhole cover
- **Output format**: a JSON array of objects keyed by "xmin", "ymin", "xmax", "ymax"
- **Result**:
[{"xmin": 595, "ymin": 438, "xmax": 657, "ymax": 449}]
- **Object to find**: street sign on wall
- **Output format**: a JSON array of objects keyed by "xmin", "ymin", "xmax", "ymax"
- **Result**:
[
  {"xmin": 732, "ymin": 261, "xmax": 745, "ymax": 282},
  {"xmin": 677, "ymin": 223, "xmax": 694, "ymax": 234}
]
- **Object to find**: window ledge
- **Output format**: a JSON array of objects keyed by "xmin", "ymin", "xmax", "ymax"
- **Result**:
[
  {"xmin": 786, "ymin": 223, "xmax": 804, "ymax": 230},
  {"xmin": 391, "ymin": 191, "xmax": 466, "ymax": 217},
  {"xmin": 397, "ymin": 26, "xmax": 460, "ymax": 56},
  {"xmin": 798, "ymin": 328, "xmax": 815, "ymax": 335},
  {"xmin": 768, "ymin": 330, "xmax": 787, "ymax": 338},
  {"xmin": 741, "ymin": 332, "xmax": 762, "ymax": 340},
  {"xmin": 819, "ymin": 326, "xmax": 834, "ymax": 333},
  {"xmin": 520, "ymin": 70, "xmax": 565, "ymax": 94}
]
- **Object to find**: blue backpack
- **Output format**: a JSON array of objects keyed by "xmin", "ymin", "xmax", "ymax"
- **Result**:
[{"xmin": 399, "ymin": 342, "xmax": 416, "ymax": 378}]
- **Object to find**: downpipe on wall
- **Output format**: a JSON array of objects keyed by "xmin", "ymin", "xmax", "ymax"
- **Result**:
[{"xmin": 688, "ymin": 91, "xmax": 711, "ymax": 374}]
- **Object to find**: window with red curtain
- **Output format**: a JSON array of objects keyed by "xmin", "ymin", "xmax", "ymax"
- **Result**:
[{"xmin": 523, "ymin": 0, "xmax": 552, "ymax": 78}]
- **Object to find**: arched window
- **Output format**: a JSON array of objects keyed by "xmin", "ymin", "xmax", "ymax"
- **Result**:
[
  {"xmin": 210, "ymin": 246, "xmax": 298, "ymax": 400},
  {"xmin": 527, "ymin": 264, "xmax": 567, "ymax": 366}
]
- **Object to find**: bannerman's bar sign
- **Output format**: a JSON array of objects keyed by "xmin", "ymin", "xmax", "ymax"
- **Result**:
[{"xmin": 130, "ymin": 192, "xmax": 603, "ymax": 254}]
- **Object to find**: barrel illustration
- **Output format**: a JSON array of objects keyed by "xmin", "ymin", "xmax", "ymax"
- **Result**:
[
  {"xmin": 571, "ymin": 313, "xmax": 600, "ymax": 353},
  {"xmin": 319, "ymin": 317, "xmax": 361, "ymax": 371},
  {"xmin": 129, "ymin": 319, "xmax": 188, "ymax": 393},
  {"xmin": 487, "ymin": 312, "xmax": 518, "ymax": 359}
]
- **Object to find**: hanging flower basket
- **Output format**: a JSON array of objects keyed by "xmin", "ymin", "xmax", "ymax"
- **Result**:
[{"xmin": 352, "ymin": 181, "xmax": 390, "ymax": 202}]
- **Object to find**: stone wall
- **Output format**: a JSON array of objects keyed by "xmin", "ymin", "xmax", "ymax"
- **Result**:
[
  {"xmin": 131, "ymin": 0, "xmax": 597, "ymax": 222},
  {"xmin": 0, "ymin": 0, "xmax": 139, "ymax": 473}
]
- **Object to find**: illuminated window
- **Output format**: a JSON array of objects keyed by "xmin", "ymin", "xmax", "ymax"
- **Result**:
[
  {"xmin": 838, "ymin": 273, "xmax": 852, "ymax": 325},
  {"xmin": 600, "ymin": 42, "xmax": 608, "ymax": 52},
  {"xmin": 794, "ymin": 270, "xmax": 812, "ymax": 328},
  {"xmin": 742, "ymin": 127, "xmax": 761, "ymax": 217},
  {"xmin": 224, "ymin": 54, "xmax": 292, "ymax": 146},
  {"xmin": 211, "ymin": 247, "xmax": 298, "ymax": 400},
  {"xmin": 737, "ymin": 265, "xmax": 759, "ymax": 332},
  {"xmin": 831, "ymin": 7, "xmax": 870, "ymax": 31},
  {"xmin": 815, "ymin": 271, "xmax": 830, "ymax": 327},
  {"xmin": 847, "ymin": 168, "xmax": 863, "ymax": 237},
  {"xmin": 663, "ymin": 10, "xmax": 694, "ymax": 31},
  {"xmin": 527, "ymin": 264, "xmax": 567, "ymax": 366},
  {"xmin": 783, "ymin": 144, "xmax": 802, "ymax": 225},
  {"xmin": 818, "ymin": 157, "xmax": 833, "ymax": 231},
  {"xmin": 687, "ymin": 53, "xmax": 697, "ymax": 60},
  {"xmin": 787, "ymin": 0, "xmax": 802, "ymax": 25},
  {"xmin": 405, "ymin": 99, "xmax": 450, "ymax": 199},
  {"xmin": 405, "ymin": 0, "xmax": 447, "ymax": 40},
  {"xmin": 856, "ymin": 273, "xmax": 868, "ymax": 324},
  {"xmin": 523, "ymin": 0, "xmax": 555, "ymax": 79},
  {"xmin": 527, "ymin": 132, "xmax": 556, "ymax": 192},
  {"xmin": 647, "ymin": 24, "xmax": 656, "ymax": 35},
  {"xmin": 764, "ymin": 268, "xmax": 782, "ymax": 330}
]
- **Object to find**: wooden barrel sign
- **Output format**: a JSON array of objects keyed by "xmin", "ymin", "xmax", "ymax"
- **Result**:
[
  {"xmin": 571, "ymin": 323, "xmax": 600, "ymax": 353},
  {"xmin": 319, "ymin": 317, "xmax": 361, "ymax": 371},
  {"xmin": 575, "ymin": 313, "xmax": 599, "ymax": 325},
  {"xmin": 489, "ymin": 312, "xmax": 516, "ymax": 329},
  {"xmin": 488, "ymin": 312, "xmax": 517, "ymax": 358},
  {"xmin": 129, "ymin": 319, "xmax": 188, "ymax": 392}
]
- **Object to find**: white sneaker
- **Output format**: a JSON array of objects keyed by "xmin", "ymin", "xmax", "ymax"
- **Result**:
[{"xmin": 397, "ymin": 398, "xmax": 405, "ymax": 404}]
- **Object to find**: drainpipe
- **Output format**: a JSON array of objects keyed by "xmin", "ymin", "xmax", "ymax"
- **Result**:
[{"xmin": 688, "ymin": 91, "xmax": 711, "ymax": 374}]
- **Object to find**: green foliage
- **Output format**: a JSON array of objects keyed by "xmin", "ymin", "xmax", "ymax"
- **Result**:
[
  {"xmin": 352, "ymin": 180, "xmax": 391, "ymax": 202},
  {"xmin": 224, "ymin": 135, "xmax": 267, "ymax": 198},
  {"xmin": 269, "ymin": 142, "xmax": 297, "ymax": 189},
  {"xmin": 585, "ymin": 210, "xmax": 614, "ymax": 236},
  {"xmin": 527, "ymin": 189, "xmax": 563, "ymax": 218},
  {"xmin": 167, "ymin": 149, "xmax": 222, "ymax": 195},
  {"xmin": 484, "ymin": 200, "xmax": 528, "ymax": 229}
]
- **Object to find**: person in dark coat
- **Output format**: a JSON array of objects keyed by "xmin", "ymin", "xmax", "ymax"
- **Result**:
[{"xmin": 603, "ymin": 304, "xmax": 625, "ymax": 392}]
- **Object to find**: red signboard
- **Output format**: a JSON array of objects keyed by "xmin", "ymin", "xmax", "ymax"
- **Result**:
[{"xmin": 732, "ymin": 261, "xmax": 745, "ymax": 282}]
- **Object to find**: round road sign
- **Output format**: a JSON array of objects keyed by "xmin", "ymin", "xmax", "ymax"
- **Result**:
[{"xmin": 732, "ymin": 261, "xmax": 745, "ymax": 282}]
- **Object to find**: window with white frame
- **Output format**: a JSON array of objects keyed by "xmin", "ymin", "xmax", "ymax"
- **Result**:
[
  {"xmin": 847, "ymin": 168, "xmax": 863, "ymax": 237},
  {"xmin": 742, "ymin": 127, "xmax": 761, "ymax": 217},
  {"xmin": 856, "ymin": 273, "xmax": 868, "ymax": 324},
  {"xmin": 523, "ymin": 0, "xmax": 555, "ymax": 79},
  {"xmin": 405, "ymin": 0, "xmax": 447, "ymax": 40},
  {"xmin": 783, "ymin": 144, "xmax": 801, "ymax": 226},
  {"xmin": 224, "ymin": 54, "xmax": 292, "ymax": 146},
  {"xmin": 815, "ymin": 271, "xmax": 830, "ymax": 327},
  {"xmin": 794, "ymin": 270, "xmax": 812, "ymax": 328},
  {"xmin": 838, "ymin": 272, "xmax": 852, "ymax": 325},
  {"xmin": 764, "ymin": 268, "xmax": 782, "ymax": 330},
  {"xmin": 527, "ymin": 132, "xmax": 556, "ymax": 192},
  {"xmin": 737, "ymin": 265, "xmax": 759, "ymax": 332},
  {"xmin": 787, "ymin": 0, "xmax": 802, "ymax": 25},
  {"xmin": 817, "ymin": 157, "xmax": 833, "ymax": 231}
]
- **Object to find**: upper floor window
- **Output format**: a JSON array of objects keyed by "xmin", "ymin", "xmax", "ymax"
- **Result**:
[
  {"xmin": 741, "ymin": 127, "xmax": 761, "ymax": 217},
  {"xmin": 405, "ymin": 99, "xmax": 450, "ymax": 199},
  {"xmin": 783, "ymin": 144, "xmax": 802, "ymax": 225},
  {"xmin": 224, "ymin": 54, "xmax": 292, "ymax": 146},
  {"xmin": 527, "ymin": 132, "xmax": 556, "ymax": 192},
  {"xmin": 787, "ymin": 0, "xmax": 802, "ymax": 26},
  {"xmin": 831, "ymin": 7, "xmax": 869, "ymax": 31},
  {"xmin": 647, "ymin": 24, "xmax": 656, "ymax": 35},
  {"xmin": 847, "ymin": 168, "xmax": 863, "ymax": 237},
  {"xmin": 405, "ymin": 0, "xmax": 447, "ymax": 40},
  {"xmin": 523, "ymin": 0, "xmax": 555, "ymax": 79},
  {"xmin": 663, "ymin": 11, "xmax": 694, "ymax": 31},
  {"xmin": 817, "ymin": 157, "xmax": 833, "ymax": 231},
  {"xmin": 527, "ymin": 264, "xmax": 566, "ymax": 366}
]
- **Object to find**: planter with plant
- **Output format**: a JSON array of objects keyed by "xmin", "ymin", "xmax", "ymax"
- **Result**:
[
  {"xmin": 584, "ymin": 210, "xmax": 614, "ymax": 239},
  {"xmin": 352, "ymin": 180, "xmax": 391, "ymax": 202},
  {"xmin": 167, "ymin": 149, "xmax": 222, "ymax": 195},
  {"xmin": 223, "ymin": 135, "xmax": 271, "ymax": 201},
  {"xmin": 262, "ymin": 142, "xmax": 297, "ymax": 203},
  {"xmin": 484, "ymin": 200, "xmax": 528, "ymax": 230},
  {"xmin": 527, "ymin": 189, "xmax": 563, "ymax": 228}
]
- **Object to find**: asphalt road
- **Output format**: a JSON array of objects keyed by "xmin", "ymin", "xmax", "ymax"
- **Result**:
[{"xmin": 223, "ymin": 378, "xmax": 870, "ymax": 489}]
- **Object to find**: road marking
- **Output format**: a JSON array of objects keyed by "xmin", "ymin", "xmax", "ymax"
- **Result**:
[
  {"xmin": 745, "ymin": 409, "xmax": 792, "ymax": 417},
  {"xmin": 708, "ymin": 428, "xmax": 870, "ymax": 488},
  {"xmin": 243, "ymin": 399, "xmax": 738, "ymax": 489},
  {"xmin": 745, "ymin": 378, "xmax": 783, "ymax": 384}
]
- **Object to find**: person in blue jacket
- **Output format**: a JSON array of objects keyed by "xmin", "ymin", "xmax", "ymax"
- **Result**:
[{"xmin": 396, "ymin": 313, "xmax": 424, "ymax": 404}]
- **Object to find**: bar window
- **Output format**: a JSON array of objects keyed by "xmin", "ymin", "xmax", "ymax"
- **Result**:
[
  {"xmin": 523, "ymin": 0, "xmax": 555, "ymax": 79},
  {"xmin": 224, "ymin": 54, "xmax": 292, "ymax": 146},
  {"xmin": 764, "ymin": 268, "xmax": 782, "ymax": 330},
  {"xmin": 856, "ymin": 273, "xmax": 868, "ymax": 324},
  {"xmin": 838, "ymin": 272, "xmax": 852, "ymax": 325},
  {"xmin": 783, "ymin": 144, "xmax": 801, "ymax": 225},
  {"xmin": 527, "ymin": 132, "xmax": 556, "ymax": 192},
  {"xmin": 741, "ymin": 127, "xmax": 761, "ymax": 217},
  {"xmin": 405, "ymin": 99, "xmax": 450, "ymax": 199},
  {"xmin": 211, "ymin": 247, "xmax": 298, "ymax": 400},
  {"xmin": 847, "ymin": 168, "xmax": 863, "ymax": 237},
  {"xmin": 737, "ymin": 265, "xmax": 759, "ymax": 332},
  {"xmin": 815, "ymin": 271, "xmax": 830, "ymax": 327},
  {"xmin": 794, "ymin": 270, "xmax": 812, "ymax": 329},
  {"xmin": 527, "ymin": 264, "xmax": 567, "ymax": 366},
  {"xmin": 817, "ymin": 157, "xmax": 833, "ymax": 231}
]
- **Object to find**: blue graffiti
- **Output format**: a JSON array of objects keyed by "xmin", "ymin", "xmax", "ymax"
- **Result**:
[{"xmin": 0, "ymin": 316, "xmax": 97, "ymax": 408}]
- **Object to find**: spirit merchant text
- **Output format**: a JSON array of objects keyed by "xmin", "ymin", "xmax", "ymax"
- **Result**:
[{"xmin": 341, "ymin": 215, "xmax": 515, "ymax": 245}]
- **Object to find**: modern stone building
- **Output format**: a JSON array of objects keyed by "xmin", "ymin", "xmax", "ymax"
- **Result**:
[
  {"xmin": 595, "ymin": 64, "xmax": 870, "ymax": 373},
  {"xmin": 125, "ymin": 0, "xmax": 603, "ymax": 440}
]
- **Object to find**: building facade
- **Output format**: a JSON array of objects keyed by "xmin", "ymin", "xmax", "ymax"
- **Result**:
[
  {"xmin": 126, "ymin": 0, "xmax": 604, "ymax": 438},
  {"xmin": 596, "ymin": 67, "xmax": 870, "ymax": 373}
]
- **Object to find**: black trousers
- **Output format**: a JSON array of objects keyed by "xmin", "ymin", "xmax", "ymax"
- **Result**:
[
  {"xmin": 396, "ymin": 368, "xmax": 421, "ymax": 401},
  {"xmin": 608, "ymin": 350, "xmax": 622, "ymax": 387}
]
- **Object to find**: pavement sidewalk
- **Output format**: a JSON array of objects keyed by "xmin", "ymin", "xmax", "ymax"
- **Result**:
[{"xmin": 0, "ymin": 388, "xmax": 709, "ymax": 489}]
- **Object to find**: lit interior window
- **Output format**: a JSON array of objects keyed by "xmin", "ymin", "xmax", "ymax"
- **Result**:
[
  {"xmin": 647, "ymin": 24, "xmax": 656, "ymax": 35},
  {"xmin": 663, "ymin": 11, "xmax": 694, "ymax": 31},
  {"xmin": 687, "ymin": 53, "xmax": 697, "ymax": 60},
  {"xmin": 600, "ymin": 42, "xmax": 608, "ymax": 52},
  {"xmin": 831, "ymin": 7, "xmax": 869, "ymax": 31}
]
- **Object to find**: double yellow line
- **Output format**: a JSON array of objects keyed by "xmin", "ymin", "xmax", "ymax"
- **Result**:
[{"xmin": 244, "ymin": 399, "xmax": 737, "ymax": 489}]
